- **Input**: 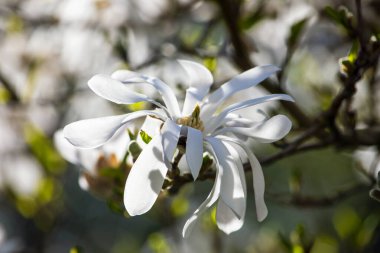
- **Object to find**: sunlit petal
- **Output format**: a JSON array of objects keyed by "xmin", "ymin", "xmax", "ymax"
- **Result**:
[
  {"xmin": 206, "ymin": 137, "xmax": 245, "ymax": 218},
  {"xmin": 201, "ymin": 65, "xmax": 280, "ymax": 120},
  {"xmin": 161, "ymin": 119, "xmax": 181, "ymax": 168},
  {"xmin": 112, "ymin": 70, "xmax": 181, "ymax": 118},
  {"xmin": 216, "ymin": 142, "xmax": 247, "ymax": 234},
  {"xmin": 178, "ymin": 60, "xmax": 213, "ymax": 115},
  {"xmin": 64, "ymin": 110, "xmax": 163, "ymax": 149},
  {"xmin": 54, "ymin": 130, "xmax": 81, "ymax": 165},
  {"xmin": 88, "ymin": 74, "xmax": 155, "ymax": 104},
  {"xmin": 216, "ymin": 199, "xmax": 244, "ymax": 234},
  {"xmin": 215, "ymin": 115, "xmax": 292, "ymax": 143},
  {"xmin": 205, "ymin": 94, "xmax": 294, "ymax": 134},
  {"xmin": 182, "ymin": 143, "xmax": 223, "ymax": 238},
  {"xmin": 186, "ymin": 127, "xmax": 203, "ymax": 180},
  {"xmin": 218, "ymin": 136, "xmax": 268, "ymax": 222},
  {"xmin": 124, "ymin": 134, "xmax": 167, "ymax": 216}
]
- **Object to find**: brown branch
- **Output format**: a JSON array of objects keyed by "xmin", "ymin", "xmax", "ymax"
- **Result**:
[
  {"xmin": 216, "ymin": 0, "xmax": 312, "ymax": 128},
  {"xmin": 268, "ymin": 184, "xmax": 368, "ymax": 207},
  {"xmin": 0, "ymin": 68, "xmax": 20, "ymax": 103}
]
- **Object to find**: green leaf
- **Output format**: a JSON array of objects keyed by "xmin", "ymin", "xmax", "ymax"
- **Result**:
[
  {"xmin": 70, "ymin": 246, "xmax": 84, "ymax": 253},
  {"xmin": 0, "ymin": 88, "xmax": 10, "ymax": 104},
  {"xmin": 324, "ymin": 6, "xmax": 353, "ymax": 31},
  {"xmin": 170, "ymin": 195, "xmax": 189, "ymax": 217},
  {"xmin": 348, "ymin": 40, "xmax": 359, "ymax": 63},
  {"xmin": 310, "ymin": 235, "xmax": 338, "ymax": 253},
  {"xmin": 333, "ymin": 207, "xmax": 360, "ymax": 239},
  {"xmin": 287, "ymin": 18, "xmax": 308, "ymax": 47},
  {"xmin": 203, "ymin": 57, "xmax": 217, "ymax": 73},
  {"xmin": 139, "ymin": 130, "xmax": 152, "ymax": 144}
]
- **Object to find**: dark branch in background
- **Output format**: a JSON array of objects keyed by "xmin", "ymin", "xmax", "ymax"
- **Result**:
[
  {"xmin": 0, "ymin": 68, "xmax": 20, "ymax": 103},
  {"xmin": 216, "ymin": 0, "xmax": 312, "ymax": 128},
  {"xmin": 164, "ymin": 0, "xmax": 380, "ymax": 207},
  {"xmin": 268, "ymin": 184, "xmax": 368, "ymax": 207}
]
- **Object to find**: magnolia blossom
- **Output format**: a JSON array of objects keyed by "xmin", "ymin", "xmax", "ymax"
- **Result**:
[
  {"xmin": 54, "ymin": 128, "xmax": 130, "ymax": 197},
  {"xmin": 63, "ymin": 60, "xmax": 294, "ymax": 236}
]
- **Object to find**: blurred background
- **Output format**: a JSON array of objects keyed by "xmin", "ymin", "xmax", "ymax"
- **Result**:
[{"xmin": 1, "ymin": 0, "xmax": 380, "ymax": 252}]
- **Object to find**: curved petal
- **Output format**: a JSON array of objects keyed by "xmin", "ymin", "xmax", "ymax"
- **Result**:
[
  {"xmin": 54, "ymin": 130, "xmax": 81, "ymax": 165},
  {"xmin": 204, "ymin": 94, "xmax": 294, "ymax": 134},
  {"xmin": 214, "ymin": 115, "xmax": 292, "ymax": 143},
  {"xmin": 218, "ymin": 136, "xmax": 268, "ymax": 222},
  {"xmin": 54, "ymin": 130, "xmax": 100, "ymax": 171},
  {"xmin": 201, "ymin": 65, "xmax": 280, "ymax": 120},
  {"xmin": 161, "ymin": 119, "xmax": 181, "ymax": 168},
  {"xmin": 178, "ymin": 60, "xmax": 213, "ymax": 115},
  {"xmin": 102, "ymin": 126, "xmax": 131, "ymax": 161},
  {"xmin": 216, "ymin": 199, "xmax": 244, "ymax": 234},
  {"xmin": 216, "ymin": 142, "xmax": 247, "ymax": 234},
  {"xmin": 89, "ymin": 74, "xmax": 156, "ymax": 105},
  {"xmin": 186, "ymin": 127, "xmax": 204, "ymax": 180},
  {"xmin": 64, "ymin": 110, "xmax": 164, "ymax": 149},
  {"xmin": 182, "ymin": 143, "xmax": 223, "ymax": 238},
  {"xmin": 206, "ymin": 137, "xmax": 245, "ymax": 218},
  {"xmin": 112, "ymin": 70, "xmax": 181, "ymax": 118},
  {"xmin": 124, "ymin": 134, "xmax": 167, "ymax": 216}
]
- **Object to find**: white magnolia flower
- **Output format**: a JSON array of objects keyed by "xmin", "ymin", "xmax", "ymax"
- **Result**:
[
  {"xmin": 63, "ymin": 60, "xmax": 294, "ymax": 236},
  {"xmin": 54, "ymin": 127, "xmax": 130, "ymax": 197}
]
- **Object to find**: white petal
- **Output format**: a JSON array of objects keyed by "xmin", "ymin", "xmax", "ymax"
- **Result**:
[
  {"xmin": 124, "ymin": 134, "xmax": 167, "ymax": 216},
  {"xmin": 64, "ymin": 110, "xmax": 163, "ymax": 149},
  {"xmin": 216, "ymin": 199, "xmax": 244, "ymax": 234},
  {"xmin": 178, "ymin": 60, "xmax": 214, "ymax": 89},
  {"xmin": 201, "ymin": 65, "xmax": 280, "ymax": 120},
  {"xmin": 54, "ymin": 130, "xmax": 80, "ymax": 165},
  {"xmin": 218, "ymin": 136, "xmax": 268, "ymax": 221},
  {"xmin": 216, "ymin": 142, "xmax": 247, "ymax": 234},
  {"xmin": 88, "ymin": 74, "xmax": 155, "ymax": 105},
  {"xmin": 215, "ymin": 115, "xmax": 292, "ymax": 143},
  {"xmin": 205, "ymin": 94, "xmax": 294, "ymax": 134},
  {"xmin": 182, "ymin": 88, "xmax": 204, "ymax": 116},
  {"xmin": 178, "ymin": 60, "xmax": 213, "ymax": 115},
  {"xmin": 137, "ymin": 116, "xmax": 163, "ymax": 148},
  {"xmin": 54, "ymin": 130, "xmax": 99, "ymax": 171},
  {"xmin": 102, "ymin": 126, "xmax": 131, "ymax": 161},
  {"xmin": 111, "ymin": 69, "xmax": 141, "ymax": 80},
  {"xmin": 186, "ymin": 127, "xmax": 204, "ymax": 180},
  {"xmin": 182, "ymin": 143, "xmax": 223, "ymax": 238},
  {"xmin": 206, "ymin": 137, "xmax": 245, "ymax": 218},
  {"xmin": 161, "ymin": 119, "xmax": 181, "ymax": 168},
  {"xmin": 112, "ymin": 71, "xmax": 181, "ymax": 118}
]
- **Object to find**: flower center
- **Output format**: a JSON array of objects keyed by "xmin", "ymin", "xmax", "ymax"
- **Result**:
[{"xmin": 176, "ymin": 105, "xmax": 204, "ymax": 131}]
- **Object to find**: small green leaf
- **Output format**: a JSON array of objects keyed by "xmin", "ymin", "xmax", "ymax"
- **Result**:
[
  {"xmin": 287, "ymin": 18, "xmax": 308, "ymax": 47},
  {"xmin": 70, "ymin": 246, "xmax": 84, "ymax": 253},
  {"xmin": 333, "ymin": 207, "xmax": 360, "ymax": 239},
  {"xmin": 348, "ymin": 40, "xmax": 359, "ymax": 63},
  {"xmin": 324, "ymin": 6, "xmax": 353, "ymax": 31},
  {"xmin": 170, "ymin": 195, "xmax": 189, "ymax": 217},
  {"xmin": 203, "ymin": 57, "xmax": 217, "ymax": 74},
  {"xmin": 139, "ymin": 130, "xmax": 152, "ymax": 144}
]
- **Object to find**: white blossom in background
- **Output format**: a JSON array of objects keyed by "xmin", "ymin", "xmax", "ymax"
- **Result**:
[
  {"xmin": 354, "ymin": 147, "xmax": 380, "ymax": 180},
  {"xmin": 54, "ymin": 127, "xmax": 130, "ymax": 197},
  {"xmin": 63, "ymin": 60, "xmax": 294, "ymax": 236}
]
